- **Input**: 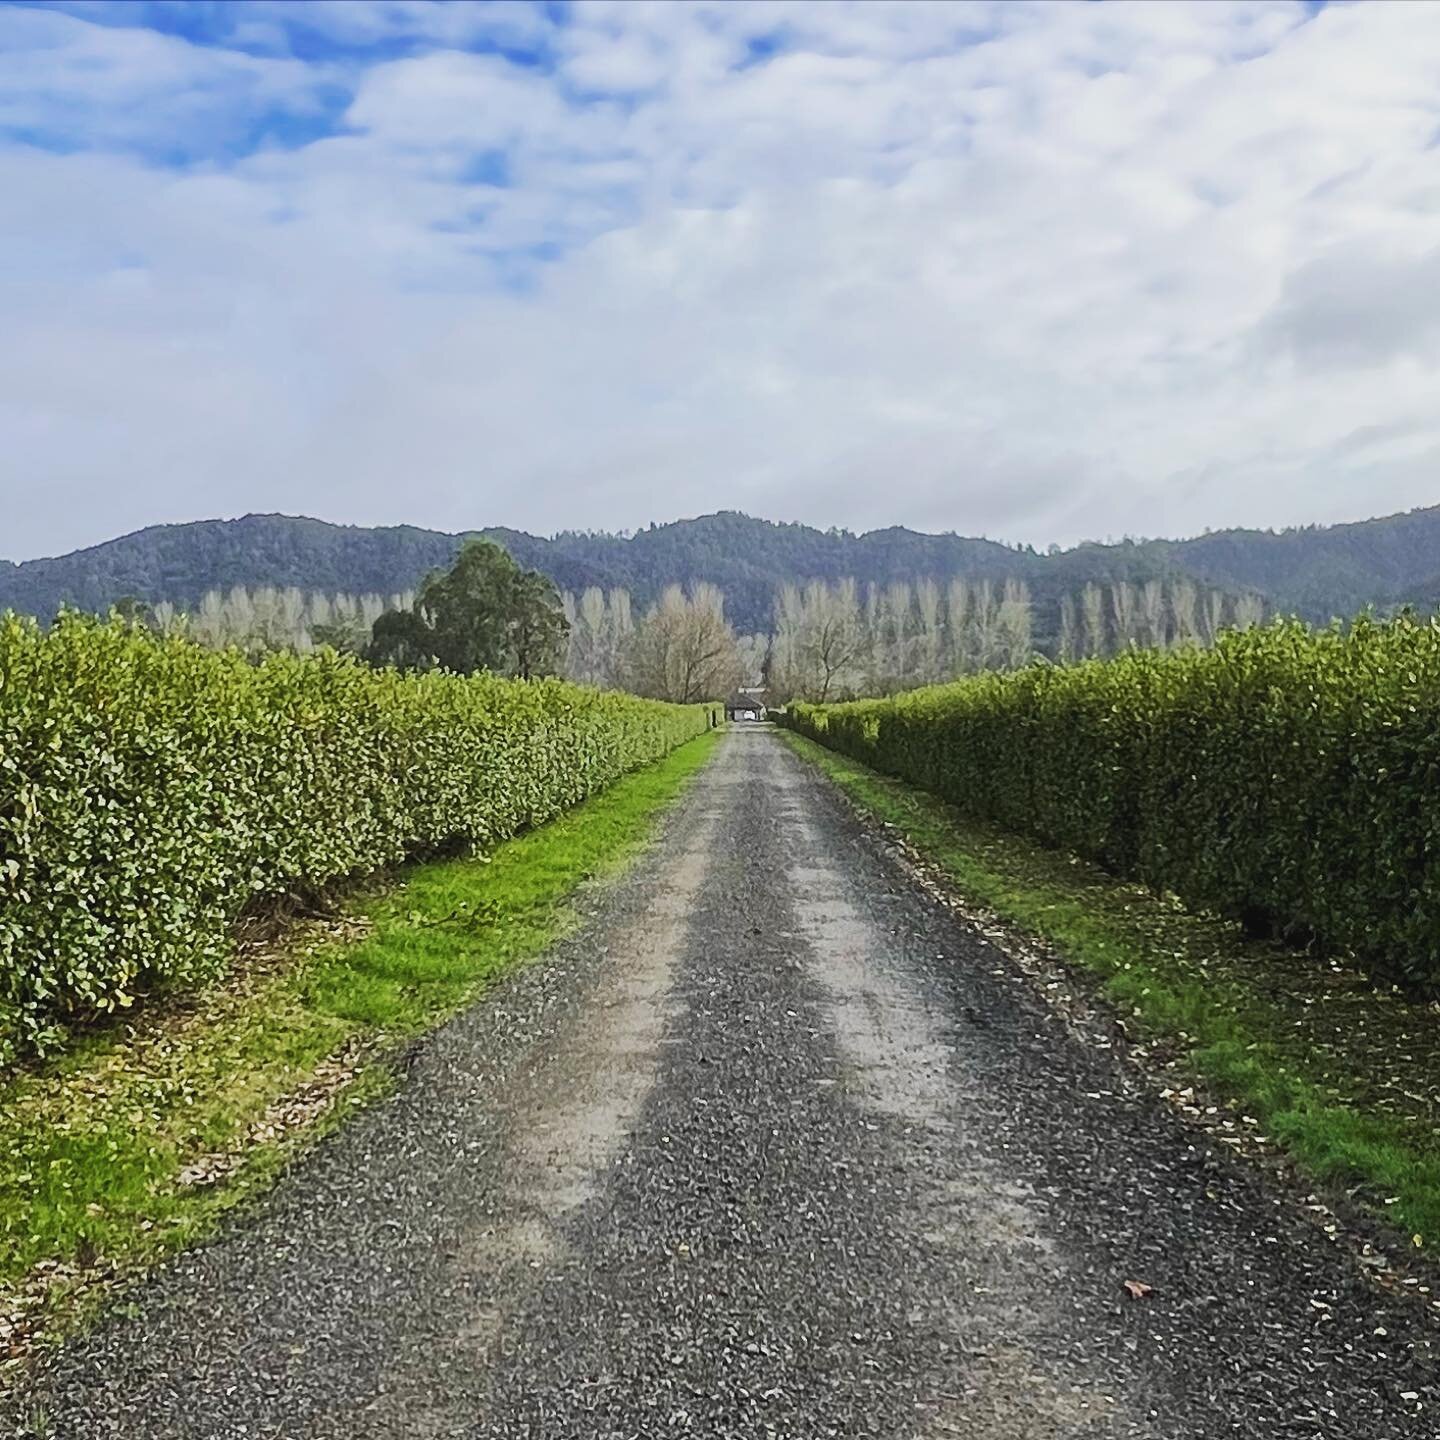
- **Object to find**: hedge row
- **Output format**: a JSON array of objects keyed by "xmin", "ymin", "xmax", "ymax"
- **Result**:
[
  {"xmin": 0, "ymin": 614, "xmax": 710, "ymax": 1060},
  {"xmin": 785, "ymin": 614, "xmax": 1440, "ymax": 990}
]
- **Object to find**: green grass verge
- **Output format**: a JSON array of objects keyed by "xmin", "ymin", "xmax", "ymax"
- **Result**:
[
  {"xmin": 781, "ymin": 729, "xmax": 1440, "ymax": 1246},
  {"xmin": 0, "ymin": 730, "xmax": 721, "ymax": 1360}
]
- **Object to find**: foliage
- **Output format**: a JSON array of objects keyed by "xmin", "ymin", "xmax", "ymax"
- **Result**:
[
  {"xmin": 0, "ymin": 613, "xmax": 708, "ymax": 1061},
  {"xmin": 784, "ymin": 613, "xmax": 1440, "ymax": 989},
  {"xmin": 367, "ymin": 539, "xmax": 568, "ymax": 678},
  {"xmin": 508, "ymin": 570, "xmax": 571, "ymax": 681},
  {"xmin": 0, "ymin": 732, "xmax": 720, "ymax": 1364},
  {"xmin": 782, "ymin": 730, "xmax": 1440, "ymax": 1247}
]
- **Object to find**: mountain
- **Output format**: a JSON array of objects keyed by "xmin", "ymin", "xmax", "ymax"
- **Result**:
[
  {"xmin": 0, "ymin": 516, "xmax": 466, "ymax": 625},
  {"xmin": 2, "ymin": 505, "xmax": 1437, "ymax": 637},
  {"xmin": 0, "ymin": 512, "xmax": 1046, "ymax": 636},
  {"xmin": 1162, "ymin": 508, "xmax": 1440, "ymax": 622},
  {"xmin": 494, "ymin": 513, "xmax": 1049, "ymax": 635}
]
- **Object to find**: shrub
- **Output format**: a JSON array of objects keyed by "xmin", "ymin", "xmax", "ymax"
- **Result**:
[
  {"xmin": 784, "ymin": 615, "xmax": 1440, "ymax": 990},
  {"xmin": 0, "ymin": 614, "xmax": 708, "ymax": 1060}
]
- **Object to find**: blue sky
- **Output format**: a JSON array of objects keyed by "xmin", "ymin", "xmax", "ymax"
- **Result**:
[{"xmin": 3, "ymin": 0, "xmax": 1439, "ymax": 560}]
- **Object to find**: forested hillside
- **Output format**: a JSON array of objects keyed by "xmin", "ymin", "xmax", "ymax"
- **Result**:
[
  {"xmin": 3, "ymin": 505, "xmax": 1437, "ymax": 636},
  {"xmin": 1163, "ymin": 507, "xmax": 1440, "ymax": 621},
  {"xmin": 0, "ymin": 517, "xmax": 463, "ymax": 624}
]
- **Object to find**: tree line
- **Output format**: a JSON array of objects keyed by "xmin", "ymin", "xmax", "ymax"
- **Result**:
[
  {"xmin": 136, "ymin": 545, "xmax": 1258, "ymax": 705},
  {"xmin": 561, "ymin": 574, "xmax": 1258, "ymax": 701},
  {"xmin": 145, "ymin": 586, "xmax": 414, "ymax": 657}
]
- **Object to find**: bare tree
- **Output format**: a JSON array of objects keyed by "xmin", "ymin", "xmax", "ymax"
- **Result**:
[
  {"xmin": 737, "ymin": 633, "xmax": 770, "ymax": 688},
  {"xmin": 914, "ymin": 578, "xmax": 944, "ymax": 685},
  {"xmin": 997, "ymin": 578, "xmax": 1033, "ymax": 668},
  {"xmin": 1140, "ymin": 579, "xmax": 1167, "ymax": 650},
  {"xmin": 1110, "ymin": 582, "xmax": 1139, "ymax": 652},
  {"xmin": 1232, "ymin": 592, "xmax": 1265, "ymax": 629},
  {"xmin": 805, "ymin": 578, "xmax": 864, "ymax": 701},
  {"xmin": 769, "ymin": 583, "xmax": 809, "ymax": 700},
  {"xmin": 559, "ymin": 587, "xmax": 604, "ymax": 685},
  {"xmin": 967, "ymin": 579, "xmax": 1002, "ymax": 672},
  {"xmin": 945, "ymin": 579, "xmax": 971, "ymax": 676},
  {"xmin": 1203, "ymin": 588, "xmax": 1227, "ymax": 645},
  {"xmin": 167, "ymin": 585, "xmax": 411, "ymax": 655},
  {"xmin": 1058, "ymin": 592, "xmax": 1080, "ymax": 664},
  {"xmin": 623, "ymin": 583, "xmax": 742, "ymax": 703},
  {"xmin": 862, "ymin": 583, "xmax": 883, "ymax": 687},
  {"xmin": 606, "ymin": 588, "xmax": 634, "ymax": 687},
  {"xmin": 769, "ymin": 579, "xmax": 863, "ymax": 701},
  {"xmin": 579, "ymin": 587, "xmax": 608, "ymax": 683},
  {"xmin": 859, "ymin": 582, "xmax": 912, "ymax": 693},
  {"xmin": 1081, "ymin": 582, "xmax": 1106, "ymax": 657},
  {"xmin": 1170, "ymin": 578, "xmax": 1201, "ymax": 647}
]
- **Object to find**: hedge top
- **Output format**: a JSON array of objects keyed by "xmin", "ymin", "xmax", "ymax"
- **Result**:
[
  {"xmin": 786, "ymin": 614, "xmax": 1440, "ymax": 991},
  {"xmin": 0, "ymin": 613, "xmax": 710, "ymax": 1061}
]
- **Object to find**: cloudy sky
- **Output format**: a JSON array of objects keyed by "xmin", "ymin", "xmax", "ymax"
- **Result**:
[{"xmin": 3, "ymin": 0, "xmax": 1439, "ymax": 561}]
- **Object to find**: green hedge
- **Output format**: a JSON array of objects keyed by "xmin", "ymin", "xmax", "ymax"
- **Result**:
[
  {"xmin": 784, "ymin": 615, "xmax": 1440, "ymax": 990},
  {"xmin": 0, "ymin": 614, "xmax": 709, "ymax": 1060}
]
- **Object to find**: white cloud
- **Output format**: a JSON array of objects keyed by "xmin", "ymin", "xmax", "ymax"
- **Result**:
[
  {"xmin": 3, "ymin": 0, "xmax": 1440, "ymax": 562},
  {"xmin": 0, "ymin": 5, "xmax": 330, "ymax": 154}
]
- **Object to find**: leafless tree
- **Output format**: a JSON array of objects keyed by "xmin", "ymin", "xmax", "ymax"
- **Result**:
[
  {"xmin": 945, "ymin": 579, "xmax": 971, "ymax": 676},
  {"xmin": 1170, "ymin": 578, "xmax": 1201, "ymax": 647},
  {"xmin": 1202, "ymin": 587, "xmax": 1227, "ymax": 645},
  {"xmin": 1140, "ymin": 579, "xmax": 1167, "ymax": 650},
  {"xmin": 623, "ymin": 583, "xmax": 742, "ymax": 703},
  {"xmin": 737, "ymin": 632, "xmax": 770, "ymax": 688},
  {"xmin": 967, "ymin": 579, "xmax": 1002, "ymax": 672},
  {"xmin": 914, "ymin": 578, "xmax": 944, "ymax": 685},
  {"xmin": 770, "ymin": 579, "xmax": 863, "ymax": 701},
  {"xmin": 997, "ymin": 578, "xmax": 1033, "ymax": 668},
  {"xmin": 879, "ymin": 582, "xmax": 916, "ymax": 691},
  {"xmin": 1081, "ymin": 582, "xmax": 1106, "ymax": 657},
  {"xmin": 1058, "ymin": 592, "xmax": 1080, "ymax": 664},
  {"xmin": 769, "ymin": 583, "xmax": 808, "ymax": 700},
  {"xmin": 1232, "ymin": 592, "xmax": 1266, "ymax": 629},
  {"xmin": 806, "ymin": 578, "xmax": 865, "ymax": 701},
  {"xmin": 1110, "ymin": 581, "xmax": 1139, "ymax": 652}
]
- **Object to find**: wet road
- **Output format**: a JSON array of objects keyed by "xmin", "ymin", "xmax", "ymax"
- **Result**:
[{"xmin": 11, "ymin": 727, "xmax": 1438, "ymax": 1437}]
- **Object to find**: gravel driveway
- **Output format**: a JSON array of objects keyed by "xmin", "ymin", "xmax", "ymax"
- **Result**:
[{"xmin": 10, "ymin": 726, "xmax": 1438, "ymax": 1437}]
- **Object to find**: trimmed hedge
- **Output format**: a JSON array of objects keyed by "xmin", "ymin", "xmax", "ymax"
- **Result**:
[
  {"xmin": 0, "ymin": 614, "xmax": 709, "ymax": 1060},
  {"xmin": 784, "ymin": 614, "xmax": 1440, "ymax": 990}
]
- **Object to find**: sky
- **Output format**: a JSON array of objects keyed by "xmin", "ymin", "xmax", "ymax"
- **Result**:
[{"xmin": 3, "ymin": 0, "xmax": 1440, "ymax": 562}]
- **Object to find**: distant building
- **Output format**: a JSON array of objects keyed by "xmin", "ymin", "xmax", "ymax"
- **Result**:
[{"xmin": 724, "ymin": 689, "xmax": 768, "ymax": 722}]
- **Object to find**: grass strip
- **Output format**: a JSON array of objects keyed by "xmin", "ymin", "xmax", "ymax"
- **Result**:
[
  {"xmin": 781, "ymin": 730, "xmax": 1440, "ymax": 1246},
  {"xmin": 0, "ymin": 730, "xmax": 721, "ymax": 1366}
]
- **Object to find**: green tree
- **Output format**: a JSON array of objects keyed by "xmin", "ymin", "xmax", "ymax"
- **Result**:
[
  {"xmin": 309, "ymin": 617, "xmax": 372, "ymax": 655},
  {"xmin": 367, "ymin": 539, "xmax": 568, "ymax": 678},
  {"xmin": 509, "ymin": 570, "xmax": 569, "ymax": 680},
  {"xmin": 367, "ymin": 608, "xmax": 439, "ymax": 671},
  {"xmin": 110, "ymin": 595, "xmax": 156, "ymax": 629}
]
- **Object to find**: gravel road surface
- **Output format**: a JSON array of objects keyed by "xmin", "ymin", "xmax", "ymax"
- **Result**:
[{"xmin": 10, "ymin": 726, "xmax": 1438, "ymax": 1438}]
